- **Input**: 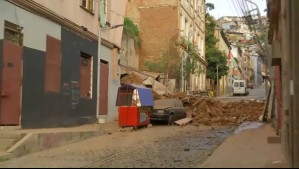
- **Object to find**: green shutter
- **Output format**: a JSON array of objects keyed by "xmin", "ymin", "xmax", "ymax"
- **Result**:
[{"xmin": 99, "ymin": 0, "xmax": 106, "ymax": 27}]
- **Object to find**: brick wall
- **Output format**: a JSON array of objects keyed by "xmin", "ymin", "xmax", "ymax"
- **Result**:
[{"xmin": 139, "ymin": 6, "xmax": 179, "ymax": 70}]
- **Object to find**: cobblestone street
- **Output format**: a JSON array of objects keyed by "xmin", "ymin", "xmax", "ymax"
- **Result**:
[{"xmin": 0, "ymin": 125, "xmax": 234, "ymax": 168}]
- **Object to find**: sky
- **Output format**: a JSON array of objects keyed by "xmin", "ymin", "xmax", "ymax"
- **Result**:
[{"xmin": 205, "ymin": 0, "xmax": 267, "ymax": 19}]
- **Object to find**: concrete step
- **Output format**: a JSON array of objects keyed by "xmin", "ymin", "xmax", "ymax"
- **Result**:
[
  {"xmin": 0, "ymin": 133, "xmax": 23, "ymax": 139},
  {"xmin": 0, "ymin": 151, "xmax": 12, "ymax": 162},
  {"xmin": 0, "ymin": 139, "xmax": 18, "ymax": 151}
]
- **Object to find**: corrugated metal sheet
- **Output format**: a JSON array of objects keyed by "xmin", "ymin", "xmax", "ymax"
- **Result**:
[{"xmin": 116, "ymin": 84, "xmax": 154, "ymax": 107}]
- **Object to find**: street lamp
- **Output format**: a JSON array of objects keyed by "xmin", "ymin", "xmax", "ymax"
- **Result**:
[{"xmin": 97, "ymin": 24, "xmax": 124, "ymax": 121}]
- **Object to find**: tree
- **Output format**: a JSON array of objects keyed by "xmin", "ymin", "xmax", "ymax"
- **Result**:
[
  {"xmin": 206, "ymin": 48, "xmax": 229, "ymax": 80},
  {"xmin": 144, "ymin": 43, "xmax": 181, "ymax": 80},
  {"xmin": 182, "ymin": 38, "xmax": 205, "ymax": 80},
  {"xmin": 205, "ymin": 3, "xmax": 229, "ymax": 81}
]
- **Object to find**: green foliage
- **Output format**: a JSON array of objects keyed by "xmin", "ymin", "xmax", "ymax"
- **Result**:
[
  {"xmin": 205, "ymin": 15, "xmax": 218, "ymax": 48},
  {"xmin": 205, "ymin": 3, "xmax": 229, "ymax": 80},
  {"xmin": 206, "ymin": 48, "xmax": 229, "ymax": 80},
  {"xmin": 0, "ymin": 157, "xmax": 9, "ymax": 162},
  {"xmin": 205, "ymin": 3, "xmax": 215, "ymax": 11},
  {"xmin": 144, "ymin": 48, "xmax": 181, "ymax": 79},
  {"xmin": 181, "ymin": 38, "xmax": 205, "ymax": 79},
  {"xmin": 123, "ymin": 17, "xmax": 141, "ymax": 47}
]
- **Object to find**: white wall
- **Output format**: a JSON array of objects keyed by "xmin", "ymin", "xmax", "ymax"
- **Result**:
[
  {"xmin": 0, "ymin": 1, "xmax": 61, "ymax": 51},
  {"xmin": 34, "ymin": 0, "xmax": 99, "ymax": 35}
]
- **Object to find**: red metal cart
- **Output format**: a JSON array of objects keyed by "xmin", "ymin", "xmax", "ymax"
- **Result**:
[{"xmin": 116, "ymin": 84, "xmax": 154, "ymax": 129}]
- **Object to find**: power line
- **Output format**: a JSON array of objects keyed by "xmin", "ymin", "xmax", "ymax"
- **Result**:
[{"xmin": 231, "ymin": 0, "xmax": 242, "ymax": 17}]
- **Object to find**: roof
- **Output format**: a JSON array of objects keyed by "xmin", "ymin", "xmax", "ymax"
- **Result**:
[
  {"xmin": 116, "ymin": 84, "xmax": 154, "ymax": 107},
  {"xmin": 141, "ymin": 71, "xmax": 160, "ymax": 79}
]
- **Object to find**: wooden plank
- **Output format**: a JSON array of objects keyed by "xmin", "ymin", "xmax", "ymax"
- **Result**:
[{"xmin": 175, "ymin": 117, "xmax": 192, "ymax": 126}]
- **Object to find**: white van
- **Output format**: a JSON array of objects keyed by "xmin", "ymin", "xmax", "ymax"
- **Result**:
[{"xmin": 233, "ymin": 80, "xmax": 249, "ymax": 96}]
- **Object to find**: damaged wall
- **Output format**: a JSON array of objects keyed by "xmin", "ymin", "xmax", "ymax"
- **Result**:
[{"xmin": 120, "ymin": 33, "xmax": 140, "ymax": 72}]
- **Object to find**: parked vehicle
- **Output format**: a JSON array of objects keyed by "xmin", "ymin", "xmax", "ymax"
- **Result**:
[
  {"xmin": 151, "ymin": 98, "xmax": 187, "ymax": 125},
  {"xmin": 233, "ymin": 80, "xmax": 249, "ymax": 96},
  {"xmin": 247, "ymin": 82, "xmax": 254, "ymax": 89}
]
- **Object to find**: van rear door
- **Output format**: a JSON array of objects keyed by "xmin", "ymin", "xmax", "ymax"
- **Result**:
[{"xmin": 233, "ymin": 81, "xmax": 246, "ymax": 95}]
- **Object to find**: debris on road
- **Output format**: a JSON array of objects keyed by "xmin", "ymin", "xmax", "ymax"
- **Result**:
[
  {"xmin": 175, "ymin": 117, "xmax": 193, "ymax": 127},
  {"xmin": 120, "ymin": 72, "xmax": 264, "ymax": 127},
  {"xmin": 189, "ymin": 98, "xmax": 265, "ymax": 126}
]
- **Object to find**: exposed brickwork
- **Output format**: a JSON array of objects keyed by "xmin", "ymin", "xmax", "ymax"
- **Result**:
[{"xmin": 139, "ymin": 6, "xmax": 179, "ymax": 70}]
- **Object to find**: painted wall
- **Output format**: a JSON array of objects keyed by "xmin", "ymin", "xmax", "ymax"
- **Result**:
[
  {"xmin": 0, "ymin": 1, "xmax": 101, "ymax": 128},
  {"xmin": 31, "ymin": 0, "xmax": 128, "ymax": 124},
  {"xmin": 106, "ymin": 0, "xmax": 128, "ymax": 48},
  {"xmin": 20, "ymin": 28, "xmax": 99, "ymax": 128},
  {"xmin": 0, "ymin": 1, "xmax": 61, "ymax": 51},
  {"xmin": 99, "ymin": 44, "xmax": 117, "ymax": 122},
  {"xmin": 33, "ymin": 0, "xmax": 99, "ymax": 35}
]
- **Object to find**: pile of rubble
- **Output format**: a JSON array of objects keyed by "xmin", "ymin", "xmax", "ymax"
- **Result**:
[
  {"xmin": 121, "ymin": 73, "xmax": 144, "ymax": 85},
  {"xmin": 190, "ymin": 98, "xmax": 265, "ymax": 126}
]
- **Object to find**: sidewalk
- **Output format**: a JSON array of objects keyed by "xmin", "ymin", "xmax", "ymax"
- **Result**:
[
  {"xmin": 0, "ymin": 121, "xmax": 120, "ymax": 160},
  {"xmin": 199, "ymin": 123, "xmax": 288, "ymax": 168}
]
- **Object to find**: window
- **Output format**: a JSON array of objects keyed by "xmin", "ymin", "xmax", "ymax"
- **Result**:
[
  {"xmin": 81, "ymin": 0, "xmax": 94, "ymax": 12},
  {"xmin": 4, "ymin": 21, "xmax": 23, "ymax": 46},
  {"xmin": 80, "ymin": 52, "xmax": 93, "ymax": 99}
]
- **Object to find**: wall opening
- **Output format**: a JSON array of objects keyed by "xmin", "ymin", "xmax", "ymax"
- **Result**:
[
  {"xmin": 4, "ymin": 20, "xmax": 23, "ymax": 46},
  {"xmin": 80, "ymin": 52, "xmax": 93, "ymax": 99}
]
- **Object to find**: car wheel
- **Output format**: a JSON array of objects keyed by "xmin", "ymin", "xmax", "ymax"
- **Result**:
[{"xmin": 168, "ymin": 115, "xmax": 174, "ymax": 126}]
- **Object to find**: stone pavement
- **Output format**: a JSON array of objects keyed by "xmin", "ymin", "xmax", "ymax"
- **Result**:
[
  {"xmin": 0, "ymin": 121, "xmax": 288, "ymax": 168},
  {"xmin": 0, "ymin": 124, "xmax": 233, "ymax": 168},
  {"xmin": 199, "ymin": 123, "xmax": 288, "ymax": 168}
]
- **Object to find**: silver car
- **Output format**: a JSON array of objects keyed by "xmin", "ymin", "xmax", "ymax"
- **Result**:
[{"xmin": 151, "ymin": 98, "xmax": 187, "ymax": 125}]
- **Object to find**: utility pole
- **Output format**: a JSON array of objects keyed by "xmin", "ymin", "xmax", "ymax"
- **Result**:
[{"xmin": 244, "ymin": 0, "xmax": 270, "ymax": 96}]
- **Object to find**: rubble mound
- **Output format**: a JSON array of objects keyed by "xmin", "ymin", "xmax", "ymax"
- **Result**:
[
  {"xmin": 190, "ymin": 98, "xmax": 265, "ymax": 126},
  {"xmin": 121, "ymin": 73, "xmax": 144, "ymax": 85}
]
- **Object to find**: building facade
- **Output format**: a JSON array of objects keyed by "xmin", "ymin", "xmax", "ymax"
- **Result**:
[
  {"xmin": 251, "ymin": 55, "xmax": 263, "ymax": 86},
  {"xmin": 214, "ymin": 28, "xmax": 232, "ymax": 95},
  {"xmin": 268, "ymin": 0, "xmax": 299, "ymax": 167},
  {"xmin": 0, "ymin": 0, "xmax": 126, "ymax": 128},
  {"xmin": 125, "ymin": 0, "xmax": 207, "ymax": 92}
]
